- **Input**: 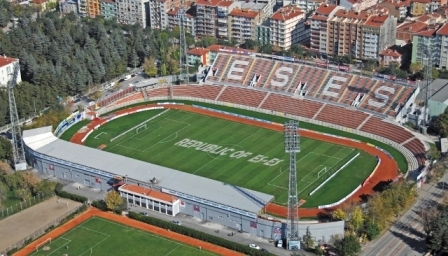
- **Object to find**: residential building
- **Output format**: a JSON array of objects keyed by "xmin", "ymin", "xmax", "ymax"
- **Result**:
[
  {"xmin": 256, "ymin": 23, "xmax": 271, "ymax": 45},
  {"xmin": 167, "ymin": 5, "xmax": 196, "ymax": 36},
  {"xmin": 59, "ymin": 0, "xmax": 78, "ymax": 14},
  {"xmin": 270, "ymin": 5, "xmax": 308, "ymax": 50},
  {"xmin": 396, "ymin": 20, "xmax": 428, "ymax": 43},
  {"xmin": 242, "ymin": 0, "xmax": 273, "ymax": 17},
  {"xmin": 116, "ymin": 0, "xmax": 149, "ymax": 28},
  {"xmin": 101, "ymin": 0, "xmax": 117, "ymax": 19},
  {"xmin": 229, "ymin": 8, "xmax": 260, "ymax": 43},
  {"xmin": 411, "ymin": 24, "xmax": 441, "ymax": 66},
  {"xmin": 431, "ymin": 0, "xmax": 447, "ymax": 13},
  {"xmin": 282, "ymin": 0, "xmax": 333, "ymax": 13},
  {"xmin": 0, "ymin": 56, "xmax": 22, "ymax": 87},
  {"xmin": 78, "ymin": 0, "xmax": 87, "ymax": 16},
  {"xmin": 410, "ymin": 0, "xmax": 430, "ymax": 16},
  {"xmin": 437, "ymin": 23, "xmax": 448, "ymax": 69},
  {"xmin": 378, "ymin": 0, "xmax": 409, "ymax": 19},
  {"xmin": 379, "ymin": 48, "xmax": 403, "ymax": 66},
  {"xmin": 309, "ymin": 4, "xmax": 344, "ymax": 53},
  {"xmin": 362, "ymin": 13, "xmax": 397, "ymax": 59},
  {"xmin": 188, "ymin": 47, "xmax": 210, "ymax": 65},
  {"xmin": 87, "ymin": 0, "xmax": 101, "ymax": 17},
  {"xmin": 195, "ymin": 0, "xmax": 238, "ymax": 39},
  {"xmin": 149, "ymin": 0, "xmax": 181, "ymax": 30},
  {"xmin": 339, "ymin": 0, "xmax": 379, "ymax": 12}
]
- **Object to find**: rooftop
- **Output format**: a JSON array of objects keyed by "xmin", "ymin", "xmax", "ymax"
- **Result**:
[
  {"xmin": 240, "ymin": 1, "xmax": 267, "ymax": 11},
  {"xmin": 396, "ymin": 20, "xmax": 428, "ymax": 33},
  {"xmin": 380, "ymin": 0, "xmax": 408, "ymax": 7},
  {"xmin": 416, "ymin": 13, "xmax": 442, "ymax": 23},
  {"xmin": 364, "ymin": 14, "xmax": 389, "ymax": 27},
  {"xmin": 437, "ymin": 23, "xmax": 448, "ymax": 36},
  {"xmin": 0, "ymin": 56, "xmax": 18, "ymax": 68},
  {"xmin": 333, "ymin": 9, "xmax": 370, "ymax": 20},
  {"xmin": 207, "ymin": 44, "xmax": 255, "ymax": 54},
  {"xmin": 119, "ymin": 184, "xmax": 177, "ymax": 203},
  {"xmin": 230, "ymin": 8, "xmax": 259, "ymax": 19},
  {"xmin": 22, "ymin": 127, "xmax": 274, "ymax": 216},
  {"xmin": 411, "ymin": 0, "xmax": 431, "ymax": 3},
  {"xmin": 315, "ymin": 3, "xmax": 339, "ymax": 15},
  {"xmin": 380, "ymin": 49, "xmax": 402, "ymax": 57},
  {"xmin": 415, "ymin": 25, "xmax": 440, "ymax": 36},
  {"xmin": 428, "ymin": 79, "xmax": 448, "ymax": 103},
  {"xmin": 271, "ymin": 5, "xmax": 304, "ymax": 21},
  {"xmin": 188, "ymin": 47, "xmax": 210, "ymax": 56},
  {"xmin": 196, "ymin": 0, "xmax": 234, "ymax": 7}
]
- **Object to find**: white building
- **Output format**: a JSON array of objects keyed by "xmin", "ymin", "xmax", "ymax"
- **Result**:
[
  {"xmin": 116, "ymin": 0, "xmax": 149, "ymax": 28},
  {"xmin": 340, "ymin": 0, "xmax": 379, "ymax": 11},
  {"xmin": 0, "ymin": 56, "xmax": 22, "ymax": 87},
  {"xmin": 270, "ymin": 5, "xmax": 308, "ymax": 50}
]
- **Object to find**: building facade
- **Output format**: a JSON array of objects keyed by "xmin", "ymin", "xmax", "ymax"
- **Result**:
[
  {"xmin": 256, "ymin": 24, "xmax": 271, "ymax": 45},
  {"xmin": 309, "ymin": 4, "xmax": 343, "ymax": 54},
  {"xmin": 101, "ymin": 0, "xmax": 117, "ymax": 19},
  {"xmin": 60, "ymin": 0, "xmax": 78, "ymax": 14},
  {"xmin": 437, "ymin": 23, "xmax": 448, "ymax": 69},
  {"xmin": 339, "ymin": 0, "xmax": 379, "ymax": 11},
  {"xmin": 0, "ymin": 56, "xmax": 22, "ymax": 87},
  {"xmin": 167, "ymin": 6, "xmax": 196, "ymax": 36},
  {"xmin": 410, "ymin": 0, "xmax": 431, "ymax": 16},
  {"xmin": 411, "ymin": 25, "xmax": 442, "ymax": 67},
  {"xmin": 87, "ymin": 0, "xmax": 101, "ymax": 17},
  {"xmin": 378, "ymin": 0, "xmax": 409, "ymax": 19},
  {"xmin": 116, "ymin": 0, "xmax": 149, "ymax": 28},
  {"xmin": 229, "ymin": 8, "xmax": 260, "ymax": 43},
  {"xmin": 77, "ymin": 0, "xmax": 88, "ymax": 17},
  {"xmin": 379, "ymin": 48, "xmax": 403, "ymax": 66},
  {"xmin": 149, "ymin": 0, "xmax": 180, "ymax": 30},
  {"xmin": 195, "ymin": 0, "xmax": 238, "ymax": 39},
  {"xmin": 270, "ymin": 5, "xmax": 308, "ymax": 50}
]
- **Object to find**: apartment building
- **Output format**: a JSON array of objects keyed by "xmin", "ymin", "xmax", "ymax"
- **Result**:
[
  {"xmin": 256, "ymin": 23, "xmax": 271, "ymax": 45},
  {"xmin": 60, "ymin": 0, "xmax": 78, "ymax": 14},
  {"xmin": 410, "ymin": 0, "xmax": 430, "ymax": 16},
  {"xmin": 78, "ymin": 0, "xmax": 87, "ymax": 16},
  {"xmin": 87, "ymin": 0, "xmax": 101, "ymax": 17},
  {"xmin": 242, "ymin": 0, "xmax": 273, "ymax": 16},
  {"xmin": 437, "ymin": 23, "xmax": 448, "ymax": 69},
  {"xmin": 167, "ymin": 6, "xmax": 196, "ymax": 36},
  {"xmin": 229, "ymin": 8, "xmax": 260, "ymax": 43},
  {"xmin": 149, "ymin": 0, "xmax": 181, "ymax": 30},
  {"xmin": 340, "ymin": 0, "xmax": 379, "ymax": 12},
  {"xmin": 116, "ymin": 0, "xmax": 149, "ymax": 27},
  {"xmin": 309, "ymin": 4, "xmax": 343, "ymax": 53},
  {"xmin": 0, "ymin": 56, "xmax": 22, "ymax": 87},
  {"xmin": 310, "ymin": 5, "xmax": 397, "ymax": 59},
  {"xmin": 270, "ymin": 5, "xmax": 308, "ymax": 50},
  {"xmin": 411, "ymin": 25, "xmax": 441, "ymax": 65},
  {"xmin": 378, "ymin": 0, "xmax": 409, "ymax": 19},
  {"xmin": 101, "ymin": 0, "xmax": 117, "ymax": 19},
  {"xmin": 195, "ymin": 0, "xmax": 238, "ymax": 39}
]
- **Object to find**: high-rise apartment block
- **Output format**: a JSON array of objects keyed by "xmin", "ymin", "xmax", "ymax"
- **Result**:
[
  {"xmin": 167, "ymin": 5, "xmax": 196, "ymax": 36},
  {"xmin": 149, "ymin": 0, "xmax": 181, "ymax": 30},
  {"xmin": 411, "ymin": 23, "xmax": 448, "ymax": 69},
  {"xmin": 310, "ymin": 4, "xmax": 397, "ymax": 59},
  {"xmin": 101, "ymin": 0, "xmax": 117, "ymax": 19},
  {"xmin": 116, "ymin": 0, "xmax": 149, "ymax": 28},
  {"xmin": 270, "ymin": 5, "xmax": 308, "ymax": 50},
  {"xmin": 87, "ymin": 0, "xmax": 101, "ymax": 17},
  {"xmin": 195, "ymin": 0, "xmax": 238, "ymax": 39},
  {"xmin": 229, "ymin": 8, "xmax": 260, "ymax": 43}
]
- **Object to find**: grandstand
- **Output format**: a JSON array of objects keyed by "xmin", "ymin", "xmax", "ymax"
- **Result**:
[{"xmin": 205, "ymin": 53, "xmax": 418, "ymax": 121}]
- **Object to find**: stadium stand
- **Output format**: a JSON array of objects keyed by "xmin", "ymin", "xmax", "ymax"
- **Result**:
[
  {"xmin": 315, "ymin": 71, "xmax": 354, "ymax": 103},
  {"xmin": 216, "ymin": 86, "xmax": 268, "ymax": 108},
  {"xmin": 146, "ymin": 87, "xmax": 170, "ymax": 98},
  {"xmin": 315, "ymin": 105, "xmax": 370, "ymax": 130},
  {"xmin": 260, "ymin": 94, "xmax": 324, "ymax": 119},
  {"xmin": 172, "ymin": 85, "xmax": 223, "ymax": 100},
  {"xmin": 403, "ymin": 138, "xmax": 426, "ymax": 167},
  {"xmin": 112, "ymin": 92, "xmax": 144, "ymax": 105},
  {"xmin": 359, "ymin": 117, "xmax": 414, "ymax": 144},
  {"xmin": 221, "ymin": 55, "xmax": 254, "ymax": 85}
]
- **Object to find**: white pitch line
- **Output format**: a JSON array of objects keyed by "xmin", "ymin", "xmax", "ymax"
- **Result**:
[{"xmin": 164, "ymin": 244, "xmax": 182, "ymax": 256}]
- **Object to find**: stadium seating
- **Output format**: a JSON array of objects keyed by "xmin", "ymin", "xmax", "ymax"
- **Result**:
[
  {"xmin": 315, "ymin": 105, "xmax": 370, "ymax": 129},
  {"xmin": 112, "ymin": 92, "xmax": 144, "ymax": 105},
  {"xmin": 221, "ymin": 55, "xmax": 254, "ymax": 85},
  {"xmin": 207, "ymin": 54, "xmax": 232, "ymax": 83},
  {"xmin": 315, "ymin": 72, "xmax": 354, "ymax": 103},
  {"xmin": 172, "ymin": 85, "xmax": 223, "ymax": 100},
  {"xmin": 260, "ymin": 93, "xmax": 324, "ymax": 119},
  {"xmin": 403, "ymin": 138, "xmax": 426, "ymax": 167},
  {"xmin": 146, "ymin": 87, "xmax": 170, "ymax": 98},
  {"xmin": 359, "ymin": 117, "xmax": 414, "ymax": 144},
  {"xmin": 217, "ymin": 86, "xmax": 268, "ymax": 108}
]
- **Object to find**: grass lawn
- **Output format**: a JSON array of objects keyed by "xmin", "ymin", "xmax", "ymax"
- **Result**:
[
  {"xmin": 84, "ymin": 109, "xmax": 377, "ymax": 207},
  {"xmin": 31, "ymin": 217, "xmax": 216, "ymax": 256},
  {"xmin": 59, "ymin": 120, "xmax": 90, "ymax": 141}
]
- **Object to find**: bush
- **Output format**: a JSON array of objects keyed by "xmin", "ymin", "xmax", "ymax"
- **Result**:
[
  {"xmin": 128, "ymin": 211, "xmax": 273, "ymax": 256},
  {"xmin": 91, "ymin": 200, "xmax": 108, "ymax": 211},
  {"xmin": 54, "ymin": 189, "xmax": 88, "ymax": 203}
]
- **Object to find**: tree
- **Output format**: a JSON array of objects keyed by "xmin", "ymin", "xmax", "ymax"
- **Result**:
[
  {"xmin": 335, "ymin": 235, "xmax": 361, "ymax": 256},
  {"xmin": 143, "ymin": 57, "xmax": 158, "ymax": 77},
  {"xmin": 90, "ymin": 90, "xmax": 102, "ymax": 100},
  {"xmin": 303, "ymin": 227, "xmax": 314, "ymax": 250},
  {"xmin": 35, "ymin": 179, "xmax": 57, "ymax": 196},
  {"xmin": 350, "ymin": 206, "xmax": 364, "ymax": 232},
  {"xmin": 0, "ymin": 137, "xmax": 13, "ymax": 161},
  {"xmin": 428, "ymin": 146, "xmax": 441, "ymax": 162},
  {"xmin": 363, "ymin": 221, "xmax": 381, "ymax": 240},
  {"xmin": 14, "ymin": 187, "xmax": 31, "ymax": 201},
  {"xmin": 426, "ymin": 205, "xmax": 448, "ymax": 253},
  {"xmin": 409, "ymin": 62, "xmax": 423, "ymax": 74},
  {"xmin": 435, "ymin": 108, "xmax": 448, "ymax": 137},
  {"xmin": 332, "ymin": 208, "xmax": 347, "ymax": 221},
  {"xmin": 105, "ymin": 190, "xmax": 122, "ymax": 211},
  {"xmin": 20, "ymin": 171, "xmax": 41, "ymax": 193},
  {"xmin": 0, "ymin": 182, "xmax": 8, "ymax": 208},
  {"xmin": 421, "ymin": 207, "xmax": 438, "ymax": 236}
]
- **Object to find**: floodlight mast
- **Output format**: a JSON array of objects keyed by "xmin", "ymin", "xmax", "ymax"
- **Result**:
[
  {"xmin": 178, "ymin": 7, "xmax": 189, "ymax": 84},
  {"xmin": 284, "ymin": 120, "xmax": 301, "ymax": 250}
]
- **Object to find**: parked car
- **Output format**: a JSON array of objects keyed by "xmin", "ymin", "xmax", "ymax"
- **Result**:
[
  {"xmin": 249, "ymin": 244, "xmax": 260, "ymax": 250},
  {"xmin": 277, "ymin": 239, "xmax": 283, "ymax": 248},
  {"xmin": 124, "ymin": 75, "xmax": 131, "ymax": 80},
  {"xmin": 171, "ymin": 220, "xmax": 181, "ymax": 225},
  {"xmin": 140, "ymin": 212, "xmax": 148, "ymax": 216}
]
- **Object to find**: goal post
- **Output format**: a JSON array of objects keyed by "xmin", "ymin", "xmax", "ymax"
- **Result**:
[
  {"xmin": 36, "ymin": 238, "xmax": 51, "ymax": 251},
  {"xmin": 317, "ymin": 167, "xmax": 327, "ymax": 178},
  {"xmin": 136, "ymin": 124, "xmax": 147, "ymax": 134}
]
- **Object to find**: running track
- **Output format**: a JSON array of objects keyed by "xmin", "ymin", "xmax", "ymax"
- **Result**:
[{"xmin": 70, "ymin": 104, "xmax": 399, "ymax": 217}]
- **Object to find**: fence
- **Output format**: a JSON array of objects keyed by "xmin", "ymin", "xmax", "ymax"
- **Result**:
[
  {"xmin": 1, "ymin": 204, "xmax": 85, "ymax": 256},
  {"xmin": 0, "ymin": 193, "xmax": 54, "ymax": 221}
]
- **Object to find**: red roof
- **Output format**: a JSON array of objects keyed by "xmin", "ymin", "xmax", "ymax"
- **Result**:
[
  {"xmin": 416, "ymin": 27, "xmax": 439, "ymax": 37},
  {"xmin": 311, "ymin": 14, "xmax": 329, "ymax": 21},
  {"xmin": 229, "ymin": 8, "xmax": 259, "ymax": 19},
  {"xmin": 380, "ymin": 49, "xmax": 402, "ymax": 57},
  {"xmin": 396, "ymin": 20, "xmax": 428, "ymax": 33},
  {"xmin": 381, "ymin": 0, "xmax": 407, "ymax": 7},
  {"xmin": 437, "ymin": 23, "xmax": 448, "ymax": 36},
  {"xmin": 364, "ymin": 14, "xmax": 389, "ymax": 27},
  {"xmin": 207, "ymin": 44, "xmax": 255, "ymax": 53},
  {"xmin": 333, "ymin": 9, "xmax": 369, "ymax": 20},
  {"xmin": 271, "ymin": 5, "xmax": 304, "ymax": 21},
  {"xmin": 315, "ymin": 3, "xmax": 338, "ymax": 15},
  {"xmin": 196, "ymin": 0, "xmax": 233, "ymax": 7},
  {"xmin": 119, "ymin": 184, "xmax": 177, "ymax": 203},
  {"xmin": 188, "ymin": 47, "xmax": 210, "ymax": 56},
  {"xmin": 0, "ymin": 56, "xmax": 18, "ymax": 68},
  {"xmin": 167, "ymin": 7, "xmax": 178, "ymax": 15}
]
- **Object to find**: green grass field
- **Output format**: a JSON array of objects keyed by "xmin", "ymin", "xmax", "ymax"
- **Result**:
[
  {"xmin": 84, "ymin": 109, "xmax": 377, "ymax": 207},
  {"xmin": 32, "ymin": 217, "xmax": 215, "ymax": 256}
]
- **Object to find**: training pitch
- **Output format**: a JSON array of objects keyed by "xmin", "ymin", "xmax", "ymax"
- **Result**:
[
  {"xmin": 32, "ymin": 217, "xmax": 216, "ymax": 256},
  {"xmin": 84, "ymin": 109, "xmax": 377, "ymax": 207}
]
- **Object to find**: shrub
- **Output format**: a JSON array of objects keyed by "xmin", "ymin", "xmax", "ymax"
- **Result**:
[
  {"xmin": 54, "ymin": 190, "xmax": 87, "ymax": 203},
  {"xmin": 91, "ymin": 200, "xmax": 108, "ymax": 211}
]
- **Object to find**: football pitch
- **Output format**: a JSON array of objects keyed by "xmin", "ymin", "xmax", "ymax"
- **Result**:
[
  {"xmin": 85, "ymin": 109, "xmax": 377, "ymax": 207},
  {"xmin": 32, "ymin": 217, "xmax": 215, "ymax": 256}
]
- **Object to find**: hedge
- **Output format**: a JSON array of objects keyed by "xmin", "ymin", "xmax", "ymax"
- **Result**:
[
  {"xmin": 54, "ymin": 187, "xmax": 88, "ymax": 203},
  {"xmin": 128, "ymin": 211, "xmax": 274, "ymax": 256}
]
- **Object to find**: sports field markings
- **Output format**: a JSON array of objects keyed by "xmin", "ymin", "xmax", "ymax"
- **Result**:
[
  {"xmin": 165, "ymin": 244, "xmax": 182, "ymax": 256},
  {"xmin": 192, "ymin": 129, "xmax": 262, "ymax": 174},
  {"xmin": 94, "ymin": 132, "xmax": 107, "ymax": 139}
]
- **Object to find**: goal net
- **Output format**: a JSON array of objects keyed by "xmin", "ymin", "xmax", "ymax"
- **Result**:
[
  {"xmin": 317, "ymin": 167, "xmax": 328, "ymax": 178},
  {"xmin": 136, "ymin": 124, "xmax": 147, "ymax": 134},
  {"xmin": 36, "ymin": 238, "xmax": 51, "ymax": 252}
]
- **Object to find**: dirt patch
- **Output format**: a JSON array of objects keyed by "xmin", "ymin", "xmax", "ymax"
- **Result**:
[
  {"xmin": 16, "ymin": 208, "xmax": 243, "ymax": 256},
  {"xmin": 0, "ymin": 197, "xmax": 82, "ymax": 252},
  {"xmin": 70, "ymin": 104, "xmax": 399, "ymax": 218},
  {"xmin": 97, "ymin": 144, "xmax": 107, "ymax": 150}
]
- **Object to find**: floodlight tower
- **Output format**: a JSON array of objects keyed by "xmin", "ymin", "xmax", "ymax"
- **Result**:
[
  {"xmin": 8, "ymin": 61, "xmax": 27, "ymax": 171},
  {"xmin": 421, "ymin": 47, "xmax": 434, "ymax": 134},
  {"xmin": 284, "ymin": 120, "xmax": 300, "ymax": 250},
  {"xmin": 178, "ymin": 7, "xmax": 189, "ymax": 83}
]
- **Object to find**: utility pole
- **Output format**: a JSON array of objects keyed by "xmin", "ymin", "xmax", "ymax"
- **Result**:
[{"xmin": 178, "ymin": 7, "xmax": 189, "ymax": 84}]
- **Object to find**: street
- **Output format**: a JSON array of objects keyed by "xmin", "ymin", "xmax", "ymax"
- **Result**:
[{"xmin": 361, "ymin": 174, "xmax": 448, "ymax": 256}]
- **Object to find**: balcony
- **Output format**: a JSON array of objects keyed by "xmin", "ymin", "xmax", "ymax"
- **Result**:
[{"xmin": 218, "ymin": 18, "xmax": 227, "ymax": 23}]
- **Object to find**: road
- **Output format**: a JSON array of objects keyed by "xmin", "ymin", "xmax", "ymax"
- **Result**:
[{"xmin": 361, "ymin": 174, "xmax": 448, "ymax": 256}]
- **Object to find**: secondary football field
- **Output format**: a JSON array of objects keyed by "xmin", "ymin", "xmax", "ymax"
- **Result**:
[
  {"xmin": 31, "ymin": 217, "xmax": 216, "ymax": 256},
  {"xmin": 85, "ymin": 109, "xmax": 377, "ymax": 207}
]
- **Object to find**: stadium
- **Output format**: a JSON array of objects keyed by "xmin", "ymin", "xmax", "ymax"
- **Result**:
[{"xmin": 22, "ymin": 52, "xmax": 427, "ymax": 243}]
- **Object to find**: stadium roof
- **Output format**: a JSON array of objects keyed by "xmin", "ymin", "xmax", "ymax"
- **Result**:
[
  {"xmin": 429, "ymin": 79, "xmax": 448, "ymax": 105},
  {"xmin": 23, "ymin": 127, "xmax": 274, "ymax": 215}
]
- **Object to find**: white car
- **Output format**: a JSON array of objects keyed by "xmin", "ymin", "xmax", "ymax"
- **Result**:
[
  {"xmin": 124, "ymin": 75, "xmax": 131, "ymax": 81},
  {"xmin": 249, "ymin": 244, "xmax": 260, "ymax": 250}
]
